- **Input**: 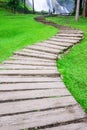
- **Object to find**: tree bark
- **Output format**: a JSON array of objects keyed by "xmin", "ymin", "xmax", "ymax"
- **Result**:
[
  {"xmin": 32, "ymin": 0, "xmax": 35, "ymax": 13},
  {"xmin": 80, "ymin": 0, "xmax": 83, "ymax": 14},
  {"xmin": 74, "ymin": 0, "xmax": 82, "ymax": 14},
  {"xmin": 75, "ymin": 0, "xmax": 80, "ymax": 21},
  {"xmin": 74, "ymin": 0, "xmax": 77, "ymax": 14},
  {"xmin": 83, "ymin": 0, "xmax": 87, "ymax": 17},
  {"xmin": 24, "ymin": 0, "xmax": 26, "ymax": 13}
]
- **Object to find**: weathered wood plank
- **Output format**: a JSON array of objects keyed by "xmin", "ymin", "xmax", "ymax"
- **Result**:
[
  {"xmin": 21, "ymin": 48, "xmax": 58, "ymax": 56},
  {"xmin": 0, "ymin": 88, "xmax": 70, "ymax": 101},
  {"xmin": 40, "ymin": 123, "xmax": 87, "ymax": 130},
  {"xmin": 10, "ymin": 55, "xmax": 54, "ymax": 62},
  {"xmin": 36, "ymin": 42, "xmax": 66, "ymax": 50},
  {"xmin": 50, "ymin": 38, "xmax": 79, "ymax": 43},
  {"xmin": 25, "ymin": 45, "xmax": 61, "ymax": 54},
  {"xmin": 14, "ymin": 51, "xmax": 57, "ymax": 60},
  {"xmin": 0, "ymin": 64, "xmax": 56, "ymax": 70},
  {"xmin": 56, "ymin": 33, "xmax": 83, "ymax": 37},
  {"xmin": 0, "ymin": 105, "xmax": 85, "ymax": 130},
  {"xmin": 0, "ymin": 82, "xmax": 65, "ymax": 91},
  {"xmin": 0, "ymin": 77, "xmax": 61, "ymax": 83},
  {"xmin": 45, "ymin": 40, "xmax": 73, "ymax": 47},
  {"xmin": 3, "ymin": 60, "xmax": 56, "ymax": 66},
  {"xmin": 0, "ymin": 96, "xmax": 77, "ymax": 116},
  {"xmin": 15, "ymin": 50, "xmax": 57, "ymax": 57},
  {"xmin": 0, "ymin": 70, "xmax": 59, "ymax": 77},
  {"xmin": 54, "ymin": 36, "xmax": 81, "ymax": 40},
  {"xmin": 60, "ymin": 30, "xmax": 83, "ymax": 34}
]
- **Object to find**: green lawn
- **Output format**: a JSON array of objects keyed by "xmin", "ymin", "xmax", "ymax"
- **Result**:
[
  {"xmin": 0, "ymin": 8, "xmax": 57, "ymax": 62},
  {"xmin": 47, "ymin": 16, "xmax": 87, "ymax": 112}
]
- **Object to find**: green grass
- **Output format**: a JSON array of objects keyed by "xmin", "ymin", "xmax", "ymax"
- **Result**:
[
  {"xmin": 0, "ymin": 0, "xmax": 7, "ymax": 1},
  {"xmin": 47, "ymin": 16, "xmax": 87, "ymax": 112},
  {"xmin": 0, "ymin": 8, "xmax": 57, "ymax": 62}
]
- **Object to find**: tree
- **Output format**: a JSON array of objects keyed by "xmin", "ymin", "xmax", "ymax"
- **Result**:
[
  {"xmin": 23, "ymin": 0, "xmax": 26, "ymax": 13},
  {"xmin": 75, "ymin": 0, "xmax": 77, "ymax": 13},
  {"xmin": 7, "ymin": 0, "xmax": 19, "ymax": 13},
  {"xmin": 75, "ymin": 0, "xmax": 80, "ymax": 20},
  {"xmin": 83, "ymin": 0, "xmax": 87, "ymax": 17},
  {"xmin": 80, "ymin": 0, "xmax": 83, "ymax": 14},
  {"xmin": 32, "ymin": 0, "xmax": 35, "ymax": 13}
]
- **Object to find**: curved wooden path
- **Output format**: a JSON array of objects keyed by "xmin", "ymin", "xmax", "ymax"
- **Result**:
[{"xmin": 0, "ymin": 17, "xmax": 87, "ymax": 130}]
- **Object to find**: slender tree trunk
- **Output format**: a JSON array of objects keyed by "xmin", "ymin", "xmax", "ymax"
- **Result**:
[
  {"xmin": 24, "ymin": 0, "xmax": 26, "ymax": 13},
  {"xmin": 75, "ymin": 0, "xmax": 80, "ymax": 21},
  {"xmin": 74, "ymin": 0, "xmax": 77, "ymax": 14},
  {"xmin": 80, "ymin": 0, "xmax": 83, "ymax": 14},
  {"xmin": 74, "ymin": 0, "xmax": 82, "ymax": 14},
  {"xmin": 32, "ymin": 0, "xmax": 35, "ymax": 13},
  {"xmin": 83, "ymin": 0, "xmax": 87, "ymax": 17}
]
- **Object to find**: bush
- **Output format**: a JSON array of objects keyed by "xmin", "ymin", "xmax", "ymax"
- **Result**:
[{"xmin": 7, "ymin": 0, "xmax": 19, "ymax": 13}]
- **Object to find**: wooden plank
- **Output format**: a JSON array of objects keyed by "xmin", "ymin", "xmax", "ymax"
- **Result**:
[
  {"xmin": 54, "ymin": 36, "xmax": 81, "ymax": 40},
  {"xmin": 0, "ymin": 82, "xmax": 65, "ymax": 91},
  {"xmin": 60, "ymin": 30, "xmax": 83, "ymax": 34},
  {"xmin": 0, "ymin": 96, "xmax": 77, "ymax": 115},
  {"xmin": 3, "ymin": 60, "xmax": 56, "ymax": 66},
  {"xmin": 45, "ymin": 40, "xmax": 73, "ymax": 47},
  {"xmin": 25, "ymin": 45, "xmax": 61, "ymax": 54},
  {"xmin": 0, "ymin": 64, "xmax": 57, "ymax": 70},
  {"xmin": 10, "ymin": 55, "xmax": 54, "ymax": 62},
  {"xmin": 56, "ymin": 33, "xmax": 83, "ymax": 37},
  {"xmin": 14, "ymin": 51, "xmax": 57, "ymax": 60},
  {"xmin": 0, "ymin": 88, "xmax": 70, "ymax": 101},
  {"xmin": 21, "ymin": 48, "xmax": 57, "ymax": 56},
  {"xmin": 40, "ymin": 123, "xmax": 87, "ymax": 130},
  {"xmin": 50, "ymin": 38, "xmax": 78, "ymax": 43},
  {"xmin": 0, "ymin": 105, "xmax": 85, "ymax": 130},
  {"xmin": 0, "ymin": 70, "xmax": 59, "ymax": 76},
  {"xmin": 22, "ymin": 47, "xmax": 60, "ymax": 54},
  {"xmin": 15, "ymin": 50, "xmax": 57, "ymax": 57},
  {"xmin": 0, "ymin": 77, "xmax": 61, "ymax": 83},
  {"xmin": 35, "ymin": 42, "xmax": 66, "ymax": 50}
]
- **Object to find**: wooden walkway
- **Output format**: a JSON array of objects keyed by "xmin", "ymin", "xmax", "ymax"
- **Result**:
[{"xmin": 0, "ymin": 18, "xmax": 87, "ymax": 130}]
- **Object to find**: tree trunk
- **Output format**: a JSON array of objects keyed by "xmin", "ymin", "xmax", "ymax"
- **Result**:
[
  {"xmin": 74, "ymin": 0, "xmax": 82, "ymax": 14},
  {"xmin": 80, "ymin": 0, "xmax": 83, "ymax": 14},
  {"xmin": 24, "ymin": 0, "xmax": 26, "ymax": 13},
  {"xmin": 74, "ymin": 0, "xmax": 77, "ymax": 14},
  {"xmin": 75, "ymin": 0, "xmax": 80, "ymax": 21},
  {"xmin": 32, "ymin": 0, "xmax": 35, "ymax": 13},
  {"xmin": 83, "ymin": 0, "xmax": 87, "ymax": 17}
]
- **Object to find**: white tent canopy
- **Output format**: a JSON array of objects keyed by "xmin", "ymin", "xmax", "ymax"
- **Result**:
[{"xmin": 26, "ymin": 0, "xmax": 73, "ymax": 14}]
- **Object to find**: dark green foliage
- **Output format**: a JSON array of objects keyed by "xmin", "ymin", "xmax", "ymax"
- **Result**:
[{"xmin": 7, "ymin": 0, "xmax": 19, "ymax": 13}]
